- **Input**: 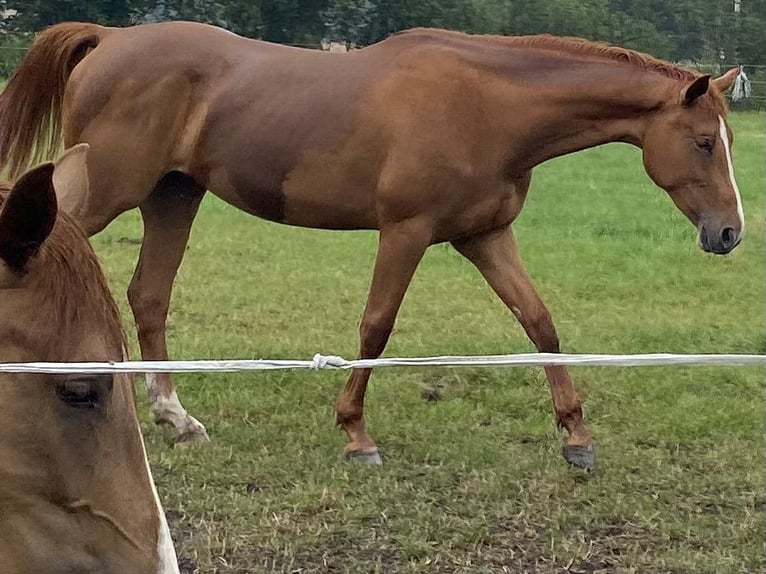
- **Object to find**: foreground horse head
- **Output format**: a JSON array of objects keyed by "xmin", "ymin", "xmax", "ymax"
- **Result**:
[
  {"xmin": 0, "ymin": 145, "xmax": 179, "ymax": 573},
  {"xmin": 641, "ymin": 69, "xmax": 742, "ymax": 254}
]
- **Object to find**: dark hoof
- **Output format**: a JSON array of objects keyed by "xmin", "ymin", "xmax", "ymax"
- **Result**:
[
  {"xmin": 173, "ymin": 427, "xmax": 210, "ymax": 447},
  {"xmin": 562, "ymin": 444, "xmax": 595, "ymax": 471},
  {"xmin": 345, "ymin": 448, "xmax": 383, "ymax": 465}
]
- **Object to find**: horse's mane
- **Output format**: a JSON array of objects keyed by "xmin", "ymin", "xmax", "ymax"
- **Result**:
[
  {"xmin": 0, "ymin": 186, "xmax": 126, "ymax": 355},
  {"xmin": 392, "ymin": 28, "xmax": 700, "ymax": 81},
  {"xmin": 390, "ymin": 28, "xmax": 727, "ymax": 114}
]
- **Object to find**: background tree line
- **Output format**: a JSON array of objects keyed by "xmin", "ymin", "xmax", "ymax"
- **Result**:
[{"xmin": 2, "ymin": 1, "xmax": 764, "ymax": 77}]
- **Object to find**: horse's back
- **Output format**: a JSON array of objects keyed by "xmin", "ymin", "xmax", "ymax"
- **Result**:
[
  {"xmin": 64, "ymin": 22, "xmax": 396, "ymax": 227},
  {"xmin": 67, "ymin": 20, "xmax": 379, "ymax": 146},
  {"xmin": 63, "ymin": 22, "xmax": 519, "ymax": 234}
]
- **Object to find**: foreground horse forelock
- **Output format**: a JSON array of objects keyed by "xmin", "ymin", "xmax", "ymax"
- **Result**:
[
  {"xmin": 0, "ymin": 145, "xmax": 179, "ymax": 573},
  {"xmin": 0, "ymin": 23, "xmax": 744, "ymax": 469}
]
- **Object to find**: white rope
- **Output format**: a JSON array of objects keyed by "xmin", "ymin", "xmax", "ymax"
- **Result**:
[{"xmin": 0, "ymin": 353, "xmax": 762, "ymax": 374}]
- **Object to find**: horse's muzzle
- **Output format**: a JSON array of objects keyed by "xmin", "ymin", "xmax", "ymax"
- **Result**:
[{"xmin": 698, "ymin": 224, "xmax": 741, "ymax": 255}]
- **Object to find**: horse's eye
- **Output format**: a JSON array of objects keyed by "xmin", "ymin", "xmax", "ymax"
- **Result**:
[
  {"xmin": 695, "ymin": 137, "xmax": 714, "ymax": 155},
  {"xmin": 55, "ymin": 376, "xmax": 110, "ymax": 410}
]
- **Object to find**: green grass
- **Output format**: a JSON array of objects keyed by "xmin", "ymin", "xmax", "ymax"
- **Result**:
[{"xmin": 92, "ymin": 112, "xmax": 765, "ymax": 573}]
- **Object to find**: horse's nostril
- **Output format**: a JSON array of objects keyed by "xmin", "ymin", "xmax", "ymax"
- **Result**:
[{"xmin": 721, "ymin": 227, "xmax": 736, "ymax": 247}]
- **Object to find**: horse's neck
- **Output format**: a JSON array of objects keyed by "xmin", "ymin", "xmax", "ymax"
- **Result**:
[{"xmin": 491, "ymin": 60, "xmax": 677, "ymax": 170}]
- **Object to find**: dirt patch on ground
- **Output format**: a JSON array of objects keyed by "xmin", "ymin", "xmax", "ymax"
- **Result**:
[{"xmin": 168, "ymin": 512, "xmax": 671, "ymax": 573}]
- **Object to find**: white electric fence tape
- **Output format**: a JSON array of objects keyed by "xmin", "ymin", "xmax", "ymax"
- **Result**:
[{"xmin": 0, "ymin": 353, "xmax": 762, "ymax": 374}]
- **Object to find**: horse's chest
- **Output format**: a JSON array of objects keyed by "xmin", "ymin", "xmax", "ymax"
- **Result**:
[{"xmin": 426, "ymin": 176, "xmax": 530, "ymax": 241}]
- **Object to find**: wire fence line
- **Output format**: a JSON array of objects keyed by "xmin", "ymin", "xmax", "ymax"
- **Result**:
[{"xmin": 0, "ymin": 353, "xmax": 763, "ymax": 374}]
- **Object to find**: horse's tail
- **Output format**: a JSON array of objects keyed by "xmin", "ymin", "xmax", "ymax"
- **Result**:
[{"xmin": 0, "ymin": 22, "xmax": 106, "ymax": 179}]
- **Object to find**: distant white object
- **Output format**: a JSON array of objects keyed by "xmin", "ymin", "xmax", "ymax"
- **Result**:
[
  {"xmin": 321, "ymin": 40, "xmax": 348, "ymax": 52},
  {"xmin": 731, "ymin": 66, "xmax": 751, "ymax": 102}
]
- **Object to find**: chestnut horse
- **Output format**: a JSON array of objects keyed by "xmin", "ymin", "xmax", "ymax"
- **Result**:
[
  {"xmin": 0, "ymin": 22, "xmax": 744, "ymax": 470},
  {"xmin": 0, "ymin": 145, "xmax": 179, "ymax": 573}
]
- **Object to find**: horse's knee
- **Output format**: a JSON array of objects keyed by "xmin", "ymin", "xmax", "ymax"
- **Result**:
[
  {"xmin": 359, "ymin": 314, "xmax": 395, "ymax": 358},
  {"xmin": 522, "ymin": 307, "xmax": 560, "ymax": 353},
  {"xmin": 127, "ymin": 282, "xmax": 168, "ymax": 335},
  {"xmin": 537, "ymin": 327, "xmax": 560, "ymax": 353}
]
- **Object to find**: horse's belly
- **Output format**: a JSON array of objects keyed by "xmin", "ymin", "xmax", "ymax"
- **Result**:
[
  {"xmin": 207, "ymin": 165, "xmax": 378, "ymax": 230},
  {"xmin": 206, "ymin": 164, "xmax": 287, "ymax": 223},
  {"xmin": 283, "ymin": 189, "xmax": 378, "ymax": 230}
]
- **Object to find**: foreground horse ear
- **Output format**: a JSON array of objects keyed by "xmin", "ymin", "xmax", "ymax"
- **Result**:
[
  {"xmin": 52, "ymin": 142, "xmax": 90, "ymax": 203},
  {"xmin": 712, "ymin": 68, "xmax": 739, "ymax": 93},
  {"xmin": 0, "ymin": 163, "xmax": 57, "ymax": 271},
  {"xmin": 682, "ymin": 75, "xmax": 710, "ymax": 106}
]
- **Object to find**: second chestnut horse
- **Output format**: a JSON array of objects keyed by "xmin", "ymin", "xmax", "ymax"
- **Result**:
[{"xmin": 0, "ymin": 22, "xmax": 744, "ymax": 469}]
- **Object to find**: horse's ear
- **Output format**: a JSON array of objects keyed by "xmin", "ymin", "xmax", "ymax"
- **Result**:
[
  {"xmin": 52, "ymin": 143, "xmax": 90, "ymax": 204},
  {"xmin": 682, "ymin": 75, "xmax": 710, "ymax": 106},
  {"xmin": 712, "ymin": 67, "xmax": 739, "ymax": 93},
  {"xmin": 0, "ymin": 163, "xmax": 57, "ymax": 272}
]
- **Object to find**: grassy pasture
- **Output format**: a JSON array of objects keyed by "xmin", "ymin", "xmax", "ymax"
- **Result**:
[{"xmin": 93, "ymin": 113, "xmax": 765, "ymax": 573}]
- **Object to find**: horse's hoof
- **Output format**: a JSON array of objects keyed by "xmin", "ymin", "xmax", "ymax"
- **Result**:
[
  {"xmin": 345, "ymin": 448, "xmax": 383, "ymax": 465},
  {"xmin": 173, "ymin": 429, "xmax": 210, "ymax": 447},
  {"xmin": 562, "ymin": 444, "xmax": 595, "ymax": 471},
  {"xmin": 172, "ymin": 418, "xmax": 210, "ymax": 446}
]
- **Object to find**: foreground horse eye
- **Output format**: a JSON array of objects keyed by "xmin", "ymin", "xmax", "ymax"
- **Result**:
[
  {"xmin": 55, "ymin": 376, "xmax": 110, "ymax": 409},
  {"xmin": 695, "ymin": 138, "xmax": 714, "ymax": 154}
]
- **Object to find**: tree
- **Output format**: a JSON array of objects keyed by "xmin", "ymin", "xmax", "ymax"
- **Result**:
[
  {"xmin": 131, "ymin": 0, "xmax": 227, "ymax": 27},
  {"xmin": 6, "ymin": 0, "xmax": 143, "ymax": 29},
  {"xmin": 257, "ymin": 0, "xmax": 327, "ymax": 44},
  {"xmin": 321, "ymin": 0, "xmax": 376, "ymax": 45}
]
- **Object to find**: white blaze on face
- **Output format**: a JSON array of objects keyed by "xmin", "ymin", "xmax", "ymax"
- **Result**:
[
  {"xmin": 135, "ymin": 368, "xmax": 180, "ymax": 573},
  {"xmin": 718, "ymin": 115, "xmax": 745, "ymax": 234},
  {"xmin": 139, "ymin": 431, "xmax": 181, "ymax": 574},
  {"xmin": 121, "ymin": 353, "xmax": 180, "ymax": 573}
]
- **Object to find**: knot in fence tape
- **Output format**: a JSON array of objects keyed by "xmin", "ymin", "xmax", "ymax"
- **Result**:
[{"xmin": 310, "ymin": 354, "xmax": 347, "ymax": 370}]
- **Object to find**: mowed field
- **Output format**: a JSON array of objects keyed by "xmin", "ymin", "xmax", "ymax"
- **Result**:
[{"xmin": 92, "ymin": 113, "xmax": 765, "ymax": 573}]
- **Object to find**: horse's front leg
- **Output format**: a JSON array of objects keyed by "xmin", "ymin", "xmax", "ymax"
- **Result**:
[
  {"xmin": 452, "ymin": 226, "xmax": 595, "ymax": 470},
  {"xmin": 335, "ymin": 218, "xmax": 431, "ymax": 464}
]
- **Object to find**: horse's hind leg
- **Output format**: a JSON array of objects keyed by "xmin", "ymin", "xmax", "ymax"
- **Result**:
[
  {"xmin": 452, "ymin": 226, "xmax": 595, "ymax": 470},
  {"xmin": 127, "ymin": 172, "xmax": 208, "ymax": 443}
]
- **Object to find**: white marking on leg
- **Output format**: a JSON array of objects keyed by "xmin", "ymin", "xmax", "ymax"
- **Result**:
[
  {"xmin": 146, "ymin": 373, "xmax": 188, "ymax": 427},
  {"xmin": 147, "ymin": 374, "xmax": 207, "ymax": 439},
  {"xmin": 718, "ymin": 115, "xmax": 745, "ymax": 234},
  {"xmin": 145, "ymin": 372, "xmax": 164, "ymax": 398}
]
